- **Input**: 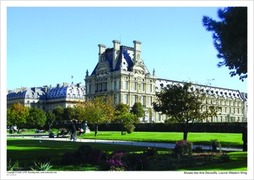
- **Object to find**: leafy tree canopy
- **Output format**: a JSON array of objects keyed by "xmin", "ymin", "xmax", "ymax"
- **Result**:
[
  {"xmin": 202, "ymin": 7, "xmax": 247, "ymax": 81},
  {"xmin": 83, "ymin": 97, "xmax": 115, "ymax": 124},
  {"xmin": 153, "ymin": 83, "xmax": 220, "ymax": 140},
  {"xmin": 131, "ymin": 102, "xmax": 145, "ymax": 119},
  {"xmin": 27, "ymin": 107, "xmax": 47, "ymax": 129},
  {"xmin": 7, "ymin": 103, "xmax": 29, "ymax": 128}
]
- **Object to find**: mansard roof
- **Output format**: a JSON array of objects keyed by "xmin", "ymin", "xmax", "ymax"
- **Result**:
[
  {"xmin": 7, "ymin": 87, "xmax": 47, "ymax": 100},
  {"xmin": 7, "ymin": 83, "xmax": 86, "ymax": 101},
  {"xmin": 46, "ymin": 83, "xmax": 85, "ymax": 99},
  {"xmin": 91, "ymin": 45, "xmax": 135, "ymax": 75},
  {"xmin": 156, "ymin": 78, "xmax": 247, "ymax": 100}
]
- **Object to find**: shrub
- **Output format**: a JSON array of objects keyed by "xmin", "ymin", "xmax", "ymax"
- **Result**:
[
  {"xmin": 106, "ymin": 151, "xmax": 126, "ymax": 171},
  {"xmin": 173, "ymin": 140, "xmax": 192, "ymax": 156},
  {"xmin": 86, "ymin": 148, "xmax": 102, "ymax": 164},
  {"xmin": 219, "ymin": 153, "xmax": 230, "ymax": 162},
  {"xmin": 61, "ymin": 152, "xmax": 75, "ymax": 165},
  {"xmin": 123, "ymin": 153, "xmax": 148, "ymax": 170},
  {"xmin": 143, "ymin": 147, "xmax": 157, "ymax": 157},
  {"xmin": 31, "ymin": 162, "xmax": 52, "ymax": 171},
  {"xmin": 62, "ymin": 145, "xmax": 102, "ymax": 165},
  {"xmin": 7, "ymin": 159, "xmax": 20, "ymax": 171},
  {"xmin": 78, "ymin": 144, "xmax": 92, "ymax": 156}
]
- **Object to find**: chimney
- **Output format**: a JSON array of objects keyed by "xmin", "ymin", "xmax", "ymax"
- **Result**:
[
  {"xmin": 98, "ymin": 44, "xmax": 106, "ymax": 55},
  {"xmin": 113, "ymin": 40, "xmax": 121, "ymax": 69},
  {"xmin": 98, "ymin": 44, "xmax": 106, "ymax": 62},
  {"xmin": 133, "ymin": 40, "xmax": 141, "ymax": 62}
]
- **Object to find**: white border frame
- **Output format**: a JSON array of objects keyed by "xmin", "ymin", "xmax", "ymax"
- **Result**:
[{"xmin": 1, "ymin": 1, "xmax": 253, "ymax": 180}]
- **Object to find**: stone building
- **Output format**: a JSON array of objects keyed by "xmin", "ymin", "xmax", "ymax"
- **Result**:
[
  {"xmin": 7, "ymin": 83, "xmax": 86, "ymax": 111},
  {"xmin": 85, "ymin": 40, "xmax": 248, "ymax": 123},
  {"xmin": 156, "ymin": 78, "xmax": 247, "ymax": 123},
  {"xmin": 85, "ymin": 40, "xmax": 157, "ymax": 122},
  {"xmin": 7, "ymin": 40, "xmax": 248, "ymax": 123}
]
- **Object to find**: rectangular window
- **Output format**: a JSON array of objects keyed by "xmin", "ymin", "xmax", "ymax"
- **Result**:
[
  {"xmin": 126, "ymin": 94, "xmax": 129, "ymax": 104},
  {"xmin": 143, "ymin": 96, "xmax": 146, "ymax": 107},
  {"xmin": 104, "ymin": 82, "xmax": 107, "ymax": 91},
  {"xmin": 142, "ymin": 83, "xmax": 145, "ymax": 91},
  {"xmin": 135, "ymin": 95, "xmax": 138, "ymax": 103},
  {"xmin": 95, "ymin": 84, "xmax": 98, "ymax": 92},
  {"xmin": 114, "ymin": 81, "xmax": 117, "ymax": 90},
  {"xmin": 89, "ymin": 85, "xmax": 91, "ymax": 93},
  {"xmin": 134, "ymin": 82, "xmax": 137, "ymax": 91},
  {"xmin": 150, "ymin": 84, "xmax": 153, "ymax": 92},
  {"xmin": 126, "ymin": 81, "xmax": 129, "ymax": 90}
]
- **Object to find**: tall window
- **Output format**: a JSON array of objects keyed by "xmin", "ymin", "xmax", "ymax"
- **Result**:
[
  {"xmin": 142, "ymin": 83, "xmax": 145, "ymax": 91},
  {"xmin": 134, "ymin": 82, "xmax": 137, "ymax": 91},
  {"xmin": 126, "ymin": 94, "xmax": 129, "ymax": 104},
  {"xmin": 143, "ymin": 96, "xmax": 146, "ymax": 107},
  {"xmin": 150, "ymin": 84, "xmax": 153, "ymax": 92},
  {"xmin": 125, "ymin": 81, "xmax": 129, "ymax": 90},
  {"xmin": 114, "ymin": 81, "xmax": 117, "ymax": 90}
]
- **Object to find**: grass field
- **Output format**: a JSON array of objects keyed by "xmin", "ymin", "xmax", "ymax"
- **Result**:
[
  {"xmin": 78, "ymin": 131, "xmax": 243, "ymax": 147},
  {"xmin": 7, "ymin": 137, "xmax": 247, "ymax": 171},
  {"xmin": 8, "ymin": 130, "xmax": 243, "ymax": 147}
]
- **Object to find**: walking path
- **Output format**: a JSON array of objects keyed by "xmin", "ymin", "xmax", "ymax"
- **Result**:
[{"xmin": 8, "ymin": 134, "xmax": 243, "ymax": 152}]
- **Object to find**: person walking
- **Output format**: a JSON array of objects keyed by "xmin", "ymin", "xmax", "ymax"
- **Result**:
[{"xmin": 69, "ymin": 120, "xmax": 77, "ymax": 141}]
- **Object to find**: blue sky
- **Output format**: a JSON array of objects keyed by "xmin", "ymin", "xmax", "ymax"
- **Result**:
[{"xmin": 7, "ymin": 6, "xmax": 248, "ymax": 92}]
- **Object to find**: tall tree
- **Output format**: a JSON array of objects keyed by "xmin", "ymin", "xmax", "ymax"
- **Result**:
[
  {"xmin": 7, "ymin": 103, "xmax": 29, "ymax": 129},
  {"xmin": 153, "ymin": 83, "xmax": 220, "ymax": 140},
  {"xmin": 131, "ymin": 102, "xmax": 144, "ymax": 122},
  {"xmin": 46, "ymin": 111, "xmax": 55, "ymax": 130},
  {"xmin": 27, "ymin": 107, "xmax": 47, "ymax": 129},
  {"xmin": 63, "ymin": 107, "xmax": 76, "ymax": 121},
  {"xmin": 115, "ymin": 103, "xmax": 136, "ymax": 134},
  {"xmin": 73, "ymin": 105, "xmax": 86, "ymax": 122},
  {"xmin": 202, "ymin": 7, "xmax": 247, "ymax": 81},
  {"xmin": 52, "ymin": 106, "xmax": 64, "ymax": 122},
  {"xmin": 83, "ymin": 97, "xmax": 115, "ymax": 136}
]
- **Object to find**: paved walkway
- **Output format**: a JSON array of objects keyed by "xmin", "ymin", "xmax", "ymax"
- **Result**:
[{"xmin": 10, "ymin": 135, "xmax": 243, "ymax": 152}]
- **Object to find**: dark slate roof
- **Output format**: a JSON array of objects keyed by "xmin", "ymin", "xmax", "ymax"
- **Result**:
[
  {"xmin": 91, "ymin": 46, "xmax": 134, "ymax": 75},
  {"xmin": 7, "ymin": 84, "xmax": 86, "ymax": 101},
  {"xmin": 46, "ymin": 84, "xmax": 86, "ymax": 100},
  {"xmin": 7, "ymin": 87, "xmax": 47, "ymax": 100}
]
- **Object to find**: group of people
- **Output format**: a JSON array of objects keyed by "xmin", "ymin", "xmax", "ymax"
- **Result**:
[
  {"xmin": 49, "ymin": 120, "xmax": 86, "ymax": 141},
  {"xmin": 67, "ymin": 120, "xmax": 86, "ymax": 141}
]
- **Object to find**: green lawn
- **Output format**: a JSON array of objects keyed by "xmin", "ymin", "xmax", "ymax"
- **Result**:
[
  {"xmin": 7, "ymin": 138, "xmax": 247, "ymax": 171},
  {"xmin": 79, "ymin": 131, "xmax": 242, "ymax": 147}
]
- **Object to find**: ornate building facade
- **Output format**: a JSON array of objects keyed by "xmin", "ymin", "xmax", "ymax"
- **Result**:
[
  {"xmin": 85, "ymin": 40, "xmax": 157, "ymax": 122},
  {"xmin": 7, "ymin": 83, "xmax": 86, "ymax": 111},
  {"xmin": 85, "ymin": 40, "xmax": 248, "ymax": 123},
  {"xmin": 7, "ymin": 40, "xmax": 248, "ymax": 123}
]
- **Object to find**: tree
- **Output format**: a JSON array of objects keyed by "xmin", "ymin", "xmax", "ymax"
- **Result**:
[
  {"xmin": 7, "ymin": 103, "xmax": 29, "ymax": 129},
  {"xmin": 114, "ymin": 103, "xmax": 136, "ymax": 134},
  {"xmin": 131, "ymin": 102, "xmax": 144, "ymax": 122},
  {"xmin": 45, "ymin": 111, "xmax": 55, "ymax": 130},
  {"xmin": 52, "ymin": 106, "xmax": 64, "ymax": 122},
  {"xmin": 83, "ymin": 97, "xmax": 115, "ymax": 136},
  {"xmin": 63, "ymin": 107, "xmax": 76, "ymax": 121},
  {"xmin": 116, "ymin": 112, "xmax": 136, "ymax": 134},
  {"xmin": 27, "ymin": 107, "xmax": 47, "ymax": 129},
  {"xmin": 202, "ymin": 7, "xmax": 247, "ymax": 81},
  {"xmin": 153, "ymin": 83, "xmax": 220, "ymax": 140},
  {"xmin": 73, "ymin": 105, "xmax": 86, "ymax": 122}
]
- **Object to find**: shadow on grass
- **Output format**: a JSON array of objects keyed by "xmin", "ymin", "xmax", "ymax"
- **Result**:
[{"xmin": 7, "ymin": 139, "xmax": 247, "ymax": 171}]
